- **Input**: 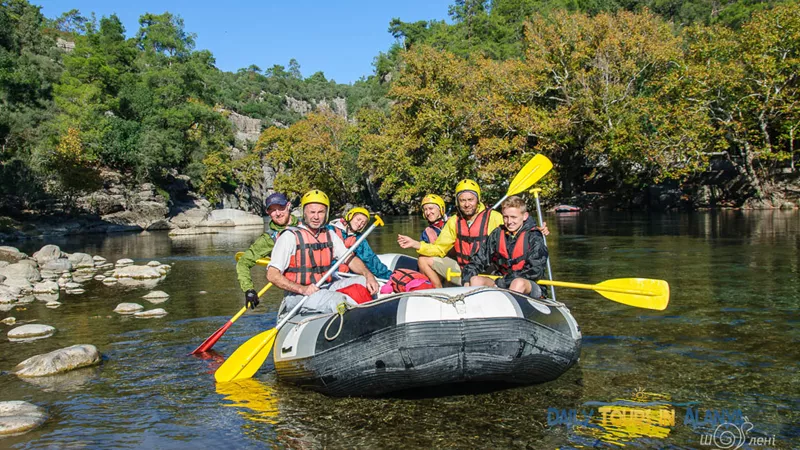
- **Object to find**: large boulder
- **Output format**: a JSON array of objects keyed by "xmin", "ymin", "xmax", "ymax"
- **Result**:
[
  {"xmin": 169, "ymin": 199, "xmax": 212, "ymax": 229},
  {"xmin": 32, "ymin": 281, "xmax": 59, "ymax": 294},
  {"xmin": 13, "ymin": 344, "xmax": 101, "ymax": 377},
  {"xmin": 0, "ymin": 262, "xmax": 41, "ymax": 283},
  {"xmin": 68, "ymin": 252, "xmax": 95, "ymax": 269},
  {"xmin": 42, "ymin": 259, "xmax": 73, "ymax": 274},
  {"xmin": 0, "ymin": 401, "xmax": 47, "ymax": 436},
  {"xmin": 0, "ymin": 246, "xmax": 27, "ymax": 264},
  {"xmin": 32, "ymin": 245, "xmax": 64, "ymax": 265},
  {"xmin": 204, "ymin": 209, "xmax": 264, "ymax": 227}
]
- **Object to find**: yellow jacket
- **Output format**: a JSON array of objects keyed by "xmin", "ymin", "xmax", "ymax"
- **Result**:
[{"xmin": 418, "ymin": 203, "xmax": 504, "ymax": 258}]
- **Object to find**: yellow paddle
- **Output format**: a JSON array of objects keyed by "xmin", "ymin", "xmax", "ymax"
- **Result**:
[
  {"xmin": 234, "ymin": 252, "xmax": 270, "ymax": 266},
  {"xmin": 446, "ymin": 268, "xmax": 669, "ymax": 311},
  {"xmin": 215, "ymin": 215, "xmax": 385, "ymax": 383},
  {"xmin": 490, "ymin": 154, "xmax": 554, "ymax": 210}
]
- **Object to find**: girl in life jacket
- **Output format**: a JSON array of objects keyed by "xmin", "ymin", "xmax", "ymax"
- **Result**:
[{"xmin": 327, "ymin": 207, "xmax": 393, "ymax": 280}]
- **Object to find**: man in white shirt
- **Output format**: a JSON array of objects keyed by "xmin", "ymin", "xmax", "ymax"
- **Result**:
[{"xmin": 267, "ymin": 189, "xmax": 379, "ymax": 315}]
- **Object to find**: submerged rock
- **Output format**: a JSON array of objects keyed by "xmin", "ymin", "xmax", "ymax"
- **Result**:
[
  {"xmin": 20, "ymin": 366, "xmax": 98, "ymax": 392},
  {"xmin": 8, "ymin": 324, "xmax": 56, "ymax": 341},
  {"xmin": 0, "ymin": 401, "xmax": 47, "ymax": 436},
  {"xmin": 13, "ymin": 344, "xmax": 101, "ymax": 377},
  {"xmin": 142, "ymin": 290, "xmax": 169, "ymax": 300},
  {"xmin": 113, "ymin": 303, "xmax": 143, "ymax": 314},
  {"xmin": 34, "ymin": 293, "xmax": 59, "ymax": 303},
  {"xmin": 134, "ymin": 308, "xmax": 167, "ymax": 318}
]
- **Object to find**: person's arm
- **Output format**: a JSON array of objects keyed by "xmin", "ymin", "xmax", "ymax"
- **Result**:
[
  {"xmin": 355, "ymin": 241, "xmax": 393, "ymax": 280},
  {"xmin": 236, "ymin": 235, "xmax": 272, "ymax": 292},
  {"xmin": 462, "ymin": 228, "xmax": 498, "ymax": 284},
  {"xmin": 266, "ymin": 232, "xmax": 319, "ymax": 296},
  {"xmin": 517, "ymin": 230, "xmax": 548, "ymax": 281},
  {"xmin": 417, "ymin": 217, "xmax": 457, "ymax": 257}
]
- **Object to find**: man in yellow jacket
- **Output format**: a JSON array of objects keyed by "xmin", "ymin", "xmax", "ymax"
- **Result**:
[{"xmin": 398, "ymin": 180, "xmax": 504, "ymax": 288}]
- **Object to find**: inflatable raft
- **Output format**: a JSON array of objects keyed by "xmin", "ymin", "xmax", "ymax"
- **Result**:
[{"xmin": 272, "ymin": 254, "xmax": 581, "ymax": 397}]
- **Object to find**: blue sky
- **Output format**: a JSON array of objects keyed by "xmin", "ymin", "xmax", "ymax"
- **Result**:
[{"xmin": 34, "ymin": 0, "xmax": 453, "ymax": 84}]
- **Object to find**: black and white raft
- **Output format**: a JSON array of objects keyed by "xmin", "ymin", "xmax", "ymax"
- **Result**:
[{"xmin": 272, "ymin": 254, "xmax": 581, "ymax": 397}]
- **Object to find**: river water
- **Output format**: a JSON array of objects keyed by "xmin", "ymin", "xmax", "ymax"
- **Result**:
[{"xmin": 1, "ymin": 211, "xmax": 798, "ymax": 449}]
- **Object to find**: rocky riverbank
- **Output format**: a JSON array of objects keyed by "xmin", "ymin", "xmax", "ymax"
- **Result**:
[{"xmin": 0, "ymin": 243, "xmax": 173, "ymax": 436}]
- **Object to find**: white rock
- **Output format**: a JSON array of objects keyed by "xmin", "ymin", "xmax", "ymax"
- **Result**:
[
  {"xmin": 72, "ymin": 274, "xmax": 93, "ymax": 283},
  {"xmin": 198, "ymin": 291, "xmax": 207, "ymax": 294},
  {"xmin": 147, "ymin": 260, "xmax": 161, "ymax": 267},
  {"xmin": 115, "ymin": 258, "xmax": 134, "ymax": 268},
  {"xmin": 32, "ymin": 244, "xmax": 64, "ymax": 265},
  {"xmin": 0, "ymin": 263, "xmax": 41, "ymax": 283},
  {"xmin": 32, "ymin": 281, "xmax": 59, "ymax": 294},
  {"xmin": 65, "ymin": 282, "xmax": 81, "ymax": 289},
  {"xmin": 65, "ymin": 288, "xmax": 85, "ymax": 295},
  {"xmin": 0, "ymin": 288, "xmax": 18, "ymax": 304},
  {"xmin": 17, "ymin": 295, "xmax": 35, "ymax": 304},
  {"xmin": 97, "ymin": 263, "xmax": 114, "ymax": 270},
  {"xmin": 92, "ymin": 255, "xmax": 106, "ymax": 262},
  {"xmin": 0, "ymin": 401, "xmax": 47, "ymax": 436},
  {"xmin": 3, "ymin": 277, "xmax": 33, "ymax": 291},
  {"xmin": 142, "ymin": 290, "xmax": 169, "ymax": 300},
  {"xmin": 42, "ymin": 259, "xmax": 72, "ymax": 273},
  {"xmin": 8, "ymin": 324, "xmax": 56, "ymax": 341},
  {"xmin": 0, "ymin": 262, "xmax": 7, "ymax": 269},
  {"xmin": 94, "ymin": 275, "xmax": 106, "ymax": 281},
  {"xmin": 0, "ymin": 274, "xmax": 4, "ymax": 284},
  {"xmin": 158, "ymin": 264, "xmax": 171, "ymax": 272},
  {"xmin": 35, "ymin": 293, "xmax": 59, "ymax": 303},
  {"xmin": 134, "ymin": 308, "xmax": 167, "ymax": 318},
  {"xmin": 102, "ymin": 277, "xmax": 118, "ymax": 284},
  {"xmin": 112, "ymin": 265, "xmax": 163, "ymax": 280},
  {"xmin": 17, "ymin": 259, "xmax": 38, "ymax": 268},
  {"xmin": 13, "ymin": 344, "xmax": 100, "ymax": 377},
  {"xmin": 0, "ymin": 246, "xmax": 28, "ymax": 263},
  {"xmin": 103, "ymin": 270, "xmax": 114, "ymax": 276},
  {"xmin": 45, "ymin": 301, "xmax": 62, "ymax": 308},
  {"xmin": 114, "ymin": 303, "xmax": 143, "ymax": 314},
  {"xmin": 1, "ymin": 317, "xmax": 15, "ymax": 325},
  {"xmin": 206, "ymin": 208, "xmax": 264, "ymax": 226},
  {"xmin": 39, "ymin": 270, "xmax": 58, "ymax": 281},
  {"xmin": 68, "ymin": 252, "xmax": 95, "ymax": 268}
]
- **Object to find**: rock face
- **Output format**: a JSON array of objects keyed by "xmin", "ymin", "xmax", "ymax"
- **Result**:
[
  {"xmin": 14, "ymin": 344, "xmax": 101, "ymax": 377},
  {"xmin": 205, "ymin": 209, "xmax": 264, "ymax": 227},
  {"xmin": 76, "ymin": 171, "xmax": 170, "ymax": 230},
  {"xmin": 8, "ymin": 324, "xmax": 56, "ymax": 341},
  {"xmin": 226, "ymin": 110, "xmax": 262, "ymax": 144},
  {"xmin": 0, "ymin": 401, "xmax": 47, "ymax": 436},
  {"xmin": 112, "ymin": 266, "xmax": 163, "ymax": 279}
]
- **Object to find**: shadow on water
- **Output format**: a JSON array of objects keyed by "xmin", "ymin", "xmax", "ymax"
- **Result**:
[{"xmin": 1, "ymin": 211, "xmax": 799, "ymax": 448}]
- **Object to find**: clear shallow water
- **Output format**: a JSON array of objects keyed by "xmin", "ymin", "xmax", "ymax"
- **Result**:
[{"xmin": 1, "ymin": 211, "xmax": 798, "ymax": 449}]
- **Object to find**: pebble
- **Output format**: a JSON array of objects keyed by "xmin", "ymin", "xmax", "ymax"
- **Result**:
[
  {"xmin": 1, "ymin": 317, "xmax": 15, "ymax": 325},
  {"xmin": 94, "ymin": 275, "xmax": 106, "ymax": 281},
  {"xmin": 134, "ymin": 308, "xmax": 167, "ymax": 318},
  {"xmin": 147, "ymin": 261, "xmax": 161, "ymax": 267},
  {"xmin": 45, "ymin": 301, "xmax": 62, "ymax": 309},
  {"xmin": 0, "ymin": 401, "xmax": 47, "ymax": 436},
  {"xmin": 65, "ymin": 288, "xmax": 85, "ymax": 295},
  {"xmin": 113, "ymin": 303, "xmax": 143, "ymax": 314}
]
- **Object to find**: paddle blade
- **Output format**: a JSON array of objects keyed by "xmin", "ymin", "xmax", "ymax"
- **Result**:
[
  {"xmin": 214, "ymin": 328, "xmax": 277, "ymax": 383},
  {"xmin": 507, "ymin": 154, "xmax": 553, "ymax": 197},
  {"xmin": 191, "ymin": 321, "xmax": 233, "ymax": 355},
  {"xmin": 596, "ymin": 278, "xmax": 670, "ymax": 311}
]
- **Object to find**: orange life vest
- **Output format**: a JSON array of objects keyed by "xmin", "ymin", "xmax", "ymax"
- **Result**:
[
  {"xmin": 284, "ymin": 226, "xmax": 334, "ymax": 285},
  {"xmin": 453, "ymin": 209, "xmax": 491, "ymax": 266},
  {"xmin": 331, "ymin": 225, "xmax": 357, "ymax": 273},
  {"xmin": 492, "ymin": 228, "xmax": 530, "ymax": 276},
  {"xmin": 390, "ymin": 269, "xmax": 433, "ymax": 293}
]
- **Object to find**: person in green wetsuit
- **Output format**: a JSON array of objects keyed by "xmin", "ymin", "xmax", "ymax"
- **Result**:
[{"xmin": 236, "ymin": 192, "xmax": 299, "ymax": 310}]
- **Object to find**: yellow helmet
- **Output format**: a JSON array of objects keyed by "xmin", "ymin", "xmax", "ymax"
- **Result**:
[
  {"xmin": 455, "ymin": 179, "xmax": 481, "ymax": 201},
  {"xmin": 345, "ymin": 206, "xmax": 370, "ymax": 223},
  {"xmin": 421, "ymin": 194, "xmax": 446, "ymax": 218},
  {"xmin": 300, "ymin": 189, "xmax": 329, "ymax": 209}
]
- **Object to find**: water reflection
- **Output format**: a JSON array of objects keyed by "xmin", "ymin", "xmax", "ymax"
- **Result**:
[{"xmin": 217, "ymin": 379, "xmax": 280, "ymax": 425}]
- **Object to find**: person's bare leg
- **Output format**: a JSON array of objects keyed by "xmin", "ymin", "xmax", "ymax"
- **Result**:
[
  {"xmin": 418, "ymin": 256, "xmax": 443, "ymax": 288},
  {"xmin": 509, "ymin": 278, "xmax": 532, "ymax": 295},
  {"xmin": 469, "ymin": 275, "xmax": 496, "ymax": 287}
]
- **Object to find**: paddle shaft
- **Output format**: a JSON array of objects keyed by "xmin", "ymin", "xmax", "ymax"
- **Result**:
[
  {"xmin": 537, "ymin": 279, "xmax": 656, "ymax": 296},
  {"xmin": 531, "ymin": 189, "xmax": 556, "ymax": 300},
  {"xmin": 233, "ymin": 218, "xmax": 384, "ymax": 377}
]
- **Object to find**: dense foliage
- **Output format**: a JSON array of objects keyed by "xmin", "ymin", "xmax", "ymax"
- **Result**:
[{"xmin": 1, "ymin": 0, "xmax": 797, "ymax": 216}]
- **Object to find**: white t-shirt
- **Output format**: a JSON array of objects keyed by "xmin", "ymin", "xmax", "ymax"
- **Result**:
[{"xmin": 268, "ymin": 224, "xmax": 349, "ymax": 273}]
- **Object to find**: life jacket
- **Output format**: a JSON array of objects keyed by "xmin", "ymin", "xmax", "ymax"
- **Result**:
[
  {"xmin": 492, "ymin": 228, "xmax": 531, "ymax": 276},
  {"xmin": 283, "ymin": 226, "xmax": 334, "ymax": 285},
  {"xmin": 453, "ymin": 209, "xmax": 491, "ymax": 266},
  {"xmin": 390, "ymin": 269, "xmax": 433, "ymax": 293},
  {"xmin": 330, "ymin": 224, "xmax": 357, "ymax": 273}
]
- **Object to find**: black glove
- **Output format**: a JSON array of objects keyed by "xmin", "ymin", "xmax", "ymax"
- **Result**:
[{"xmin": 245, "ymin": 289, "xmax": 259, "ymax": 310}]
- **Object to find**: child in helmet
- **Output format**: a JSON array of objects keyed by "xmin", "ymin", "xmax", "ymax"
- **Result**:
[{"xmin": 328, "ymin": 207, "xmax": 393, "ymax": 281}]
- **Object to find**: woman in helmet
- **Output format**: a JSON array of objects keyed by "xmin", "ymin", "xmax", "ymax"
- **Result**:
[
  {"xmin": 327, "ymin": 206, "xmax": 393, "ymax": 280},
  {"xmin": 418, "ymin": 194, "xmax": 448, "ymax": 244}
]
